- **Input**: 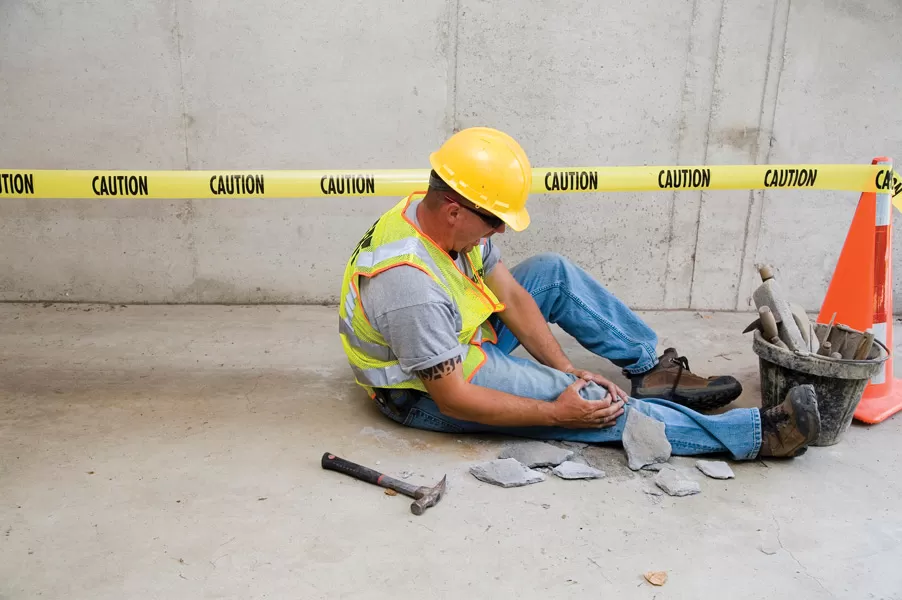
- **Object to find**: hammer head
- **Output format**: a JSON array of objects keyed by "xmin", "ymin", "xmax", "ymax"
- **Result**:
[{"xmin": 410, "ymin": 475, "xmax": 447, "ymax": 515}]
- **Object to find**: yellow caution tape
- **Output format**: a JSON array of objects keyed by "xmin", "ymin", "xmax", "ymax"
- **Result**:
[
  {"xmin": 891, "ymin": 170, "xmax": 902, "ymax": 213},
  {"xmin": 0, "ymin": 164, "xmax": 898, "ymax": 199}
]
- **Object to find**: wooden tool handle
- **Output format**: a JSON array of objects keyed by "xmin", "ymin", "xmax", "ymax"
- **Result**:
[
  {"xmin": 853, "ymin": 331, "xmax": 875, "ymax": 360},
  {"xmin": 759, "ymin": 306, "xmax": 780, "ymax": 341}
]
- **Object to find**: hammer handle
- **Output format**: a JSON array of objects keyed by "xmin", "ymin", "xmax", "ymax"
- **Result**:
[{"xmin": 321, "ymin": 453, "xmax": 420, "ymax": 498}]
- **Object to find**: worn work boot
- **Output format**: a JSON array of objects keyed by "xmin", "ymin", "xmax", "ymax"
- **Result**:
[
  {"xmin": 758, "ymin": 384, "xmax": 821, "ymax": 458},
  {"xmin": 627, "ymin": 348, "xmax": 743, "ymax": 411}
]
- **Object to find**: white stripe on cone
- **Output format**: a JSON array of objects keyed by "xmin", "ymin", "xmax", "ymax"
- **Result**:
[{"xmin": 871, "ymin": 321, "xmax": 888, "ymax": 385}]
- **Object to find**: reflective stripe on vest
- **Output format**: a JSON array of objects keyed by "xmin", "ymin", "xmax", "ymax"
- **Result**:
[
  {"xmin": 350, "ymin": 363, "xmax": 410, "ymax": 388},
  {"xmin": 338, "ymin": 316, "xmax": 395, "ymax": 362},
  {"xmin": 350, "ymin": 348, "xmax": 468, "ymax": 388},
  {"xmin": 355, "ymin": 237, "xmax": 447, "ymax": 286}
]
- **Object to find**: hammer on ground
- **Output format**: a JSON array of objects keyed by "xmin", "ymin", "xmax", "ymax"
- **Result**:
[{"xmin": 321, "ymin": 452, "xmax": 447, "ymax": 515}]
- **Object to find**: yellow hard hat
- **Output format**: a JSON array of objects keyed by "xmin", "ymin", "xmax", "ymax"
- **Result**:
[{"xmin": 429, "ymin": 127, "xmax": 532, "ymax": 231}]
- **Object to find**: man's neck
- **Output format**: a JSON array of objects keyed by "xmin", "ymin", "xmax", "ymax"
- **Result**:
[{"xmin": 415, "ymin": 200, "xmax": 456, "ymax": 256}]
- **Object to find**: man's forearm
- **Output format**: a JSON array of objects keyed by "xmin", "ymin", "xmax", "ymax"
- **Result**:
[
  {"xmin": 436, "ymin": 382, "xmax": 560, "ymax": 427},
  {"xmin": 499, "ymin": 288, "xmax": 573, "ymax": 371}
]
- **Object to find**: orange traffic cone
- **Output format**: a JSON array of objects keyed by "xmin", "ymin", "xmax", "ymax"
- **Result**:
[{"xmin": 817, "ymin": 157, "xmax": 902, "ymax": 423}]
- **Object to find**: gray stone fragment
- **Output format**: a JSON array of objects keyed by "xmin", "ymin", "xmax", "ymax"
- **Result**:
[
  {"xmin": 470, "ymin": 458, "xmax": 545, "ymax": 488},
  {"xmin": 654, "ymin": 466, "xmax": 700, "ymax": 497},
  {"xmin": 623, "ymin": 410, "xmax": 672, "ymax": 471},
  {"xmin": 498, "ymin": 442, "xmax": 573, "ymax": 468},
  {"xmin": 695, "ymin": 460, "xmax": 735, "ymax": 480},
  {"xmin": 552, "ymin": 461, "xmax": 605, "ymax": 480},
  {"xmin": 644, "ymin": 488, "xmax": 664, "ymax": 496}
]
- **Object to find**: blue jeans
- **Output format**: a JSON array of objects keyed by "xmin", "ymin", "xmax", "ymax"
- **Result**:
[{"xmin": 375, "ymin": 253, "xmax": 762, "ymax": 460}]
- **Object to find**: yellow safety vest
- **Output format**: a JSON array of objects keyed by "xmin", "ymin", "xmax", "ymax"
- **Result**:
[{"xmin": 338, "ymin": 193, "xmax": 505, "ymax": 395}]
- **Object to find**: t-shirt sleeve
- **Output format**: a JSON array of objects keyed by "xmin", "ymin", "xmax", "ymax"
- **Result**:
[
  {"xmin": 481, "ymin": 238, "xmax": 501, "ymax": 275},
  {"xmin": 358, "ymin": 266, "xmax": 466, "ymax": 374}
]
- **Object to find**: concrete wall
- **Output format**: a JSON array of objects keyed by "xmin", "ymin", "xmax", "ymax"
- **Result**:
[{"xmin": 2, "ymin": 0, "xmax": 901, "ymax": 310}]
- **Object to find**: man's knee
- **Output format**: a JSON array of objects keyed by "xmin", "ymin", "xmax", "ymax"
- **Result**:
[{"xmin": 515, "ymin": 252, "xmax": 572, "ymax": 277}]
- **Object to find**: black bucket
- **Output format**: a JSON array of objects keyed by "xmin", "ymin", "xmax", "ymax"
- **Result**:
[{"xmin": 752, "ymin": 323, "xmax": 889, "ymax": 446}]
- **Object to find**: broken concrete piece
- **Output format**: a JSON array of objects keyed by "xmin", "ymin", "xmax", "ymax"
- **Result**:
[
  {"xmin": 654, "ymin": 466, "xmax": 700, "ymax": 497},
  {"xmin": 470, "ymin": 458, "xmax": 545, "ymax": 488},
  {"xmin": 623, "ymin": 410, "xmax": 672, "ymax": 471},
  {"xmin": 498, "ymin": 442, "xmax": 573, "ymax": 468},
  {"xmin": 552, "ymin": 461, "xmax": 605, "ymax": 480},
  {"xmin": 695, "ymin": 460, "xmax": 735, "ymax": 480}
]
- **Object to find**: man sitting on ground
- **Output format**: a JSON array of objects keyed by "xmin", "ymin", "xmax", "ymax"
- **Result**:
[{"xmin": 337, "ymin": 127, "xmax": 821, "ymax": 459}]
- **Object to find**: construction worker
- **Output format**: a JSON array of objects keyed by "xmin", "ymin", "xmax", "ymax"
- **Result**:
[{"xmin": 338, "ymin": 127, "xmax": 821, "ymax": 459}]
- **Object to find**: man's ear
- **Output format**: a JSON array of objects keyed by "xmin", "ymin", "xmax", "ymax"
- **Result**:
[{"xmin": 445, "ymin": 201, "xmax": 462, "ymax": 224}]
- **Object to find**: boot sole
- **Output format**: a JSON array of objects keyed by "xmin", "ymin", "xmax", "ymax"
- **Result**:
[
  {"xmin": 789, "ymin": 385, "xmax": 821, "ymax": 447},
  {"xmin": 631, "ymin": 386, "xmax": 742, "ymax": 411}
]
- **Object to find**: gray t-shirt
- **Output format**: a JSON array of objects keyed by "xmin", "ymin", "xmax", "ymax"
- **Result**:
[{"xmin": 358, "ymin": 200, "xmax": 501, "ymax": 375}]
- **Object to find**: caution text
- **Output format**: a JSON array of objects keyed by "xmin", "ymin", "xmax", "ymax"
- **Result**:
[
  {"xmin": 320, "ymin": 174, "xmax": 376, "ymax": 195},
  {"xmin": 92, "ymin": 175, "xmax": 148, "ymax": 196},
  {"xmin": 875, "ymin": 169, "xmax": 893, "ymax": 192},
  {"xmin": 0, "ymin": 173, "xmax": 34, "ymax": 195},
  {"xmin": 658, "ymin": 168, "xmax": 711, "ymax": 189},
  {"xmin": 544, "ymin": 170, "xmax": 598, "ymax": 191},
  {"xmin": 764, "ymin": 168, "xmax": 818, "ymax": 188},
  {"xmin": 210, "ymin": 174, "xmax": 265, "ymax": 195}
]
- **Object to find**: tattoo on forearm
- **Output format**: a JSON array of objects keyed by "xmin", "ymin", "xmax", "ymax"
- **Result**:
[{"xmin": 415, "ymin": 356, "xmax": 462, "ymax": 381}]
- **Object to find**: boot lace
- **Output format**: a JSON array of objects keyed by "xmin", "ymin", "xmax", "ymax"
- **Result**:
[
  {"xmin": 667, "ymin": 355, "xmax": 691, "ymax": 396},
  {"xmin": 762, "ymin": 408, "xmax": 791, "ymax": 436}
]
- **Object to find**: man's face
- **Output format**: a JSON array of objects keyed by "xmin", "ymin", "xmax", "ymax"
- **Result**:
[{"xmin": 443, "ymin": 193, "xmax": 506, "ymax": 253}]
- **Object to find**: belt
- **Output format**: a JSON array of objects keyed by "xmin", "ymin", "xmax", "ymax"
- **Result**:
[{"xmin": 373, "ymin": 387, "xmax": 422, "ymax": 423}]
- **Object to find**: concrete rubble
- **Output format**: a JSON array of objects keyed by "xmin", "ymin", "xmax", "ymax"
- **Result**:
[
  {"xmin": 552, "ymin": 461, "xmax": 605, "ymax": 480},
  {"xmin": 623, "ymin": 409, "xmax": 672, "ymax": 471},
  {"xmin": 469, "ymin": 458, "xmax": 546, "ymax": 488},
  {"xmin": 498, "ymin": 441, "xmax": 573, "ymax": 468},
  {"xmin": 654, "ymin": 466, "xmax": 701, "ymax": 497},
  {"xmin": 695, "ymin": 460, "xmax": 735, "ymax": 480}
]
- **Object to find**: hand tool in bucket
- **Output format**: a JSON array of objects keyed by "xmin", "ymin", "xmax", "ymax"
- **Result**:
[{"xmin": 321, "ymin": 452, "xmax": 447, "ymax": 515}]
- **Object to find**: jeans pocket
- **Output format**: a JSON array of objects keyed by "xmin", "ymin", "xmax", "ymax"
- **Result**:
[{"xmin": 403, "ymin": 407, "xmax": 466, "ymax": 433}]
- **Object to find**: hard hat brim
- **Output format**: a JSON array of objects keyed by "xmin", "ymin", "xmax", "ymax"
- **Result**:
[{"xmin": 499, "ymin": 206, "xmax": 530, "ymax": 232}]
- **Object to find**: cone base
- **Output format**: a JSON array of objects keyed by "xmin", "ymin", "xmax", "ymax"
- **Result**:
[{"xmin": 854, "ymin": 380, "xmax": 902, "ymax": 424}]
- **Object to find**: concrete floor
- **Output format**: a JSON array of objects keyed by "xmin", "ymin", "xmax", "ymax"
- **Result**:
[{"xmin": 1, "ymin": 304, "xmax": 901, "ymax": 600}]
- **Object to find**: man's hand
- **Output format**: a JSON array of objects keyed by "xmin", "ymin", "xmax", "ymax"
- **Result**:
[
  {"xmin": 550, "ymin": 379, "xmax": 625, "ymax": 429},
  {"xmin": 564, "ymin": 367, "xmax": 630, "ymax": 405}
]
